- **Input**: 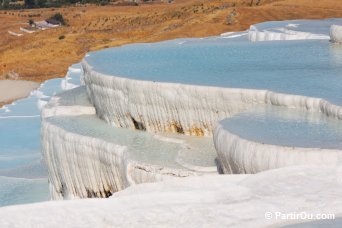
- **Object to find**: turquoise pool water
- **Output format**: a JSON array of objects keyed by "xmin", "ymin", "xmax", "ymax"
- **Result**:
[
  {"xmin": 251, "ymin": 18, "xmax": 342, "ymax": 35},
  {"xmin": 46, "ymin": 114, "xmax": 216, "ymax": 168},
  {"xmin": 220, "ymin": 105, "xmax": 342, "ymax": 149},
  {"xmin": 85, "ymin": 39, "xmax": 342, "ymax": 105},
  {"xmin": 0, "ymin": 64, "xmax": 82, "ymax": 207}
]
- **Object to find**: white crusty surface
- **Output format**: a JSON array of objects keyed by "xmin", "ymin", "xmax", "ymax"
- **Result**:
[
  {"xmin": 214, "ymin": 121, "xmax": 342, "ymax": 174},
  {"xmin": 82, "ymin": 61, "xmax": 341, "ymax": 138},
  {"xmin": 330, "ymin": 25, "xmax": 342, "ymax": 43},
  {"xmin": 247, "ymin": 19, "xmax": 342, "ymax": 42},
  {"xmin": 41, "ymin": 86, "xmax": 215, "ymax": 200},
  {"xmin": 0, "ymin": 166, "xmax": 342, "ymax": 228}
]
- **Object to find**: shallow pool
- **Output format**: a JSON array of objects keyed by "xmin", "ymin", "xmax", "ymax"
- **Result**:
[
  {"xmin": 46, "ymin": 114, "xmax": 217, "ymax": 168},
  {"xmin": 220, "ymin": 105, "xmax": 342, "ymax": 149},
  {"xmin": 85, "ymin": 39, "xmax": 342, "ymax": 105},
  {"xmin": 0, "ymin": 64, "xmax": 82, "ymax": 207}
]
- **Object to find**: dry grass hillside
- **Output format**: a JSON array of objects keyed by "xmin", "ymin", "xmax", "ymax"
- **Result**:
[{"xmin": 0, "ymin": 0, "xmax": 341, "ymax": 82}]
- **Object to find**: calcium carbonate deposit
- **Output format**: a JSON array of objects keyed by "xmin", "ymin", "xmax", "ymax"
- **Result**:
[
  {"xmin": 42, "ymin": 87, "xmax": 217, "ymax": 199},
  {"xmin": 40, "ymin": 18, "xmax": 342, "ymax": 200},
  {"xmin": 1, "ymin": 166, "xmax": 342, "ymax": 228},
  {"xmin": 248, "ymin": 19, "xmax": 342, "ymax": 42},
  {"xmin": 331, "ymin": 25, "xmax": 342, "ymax": 43},
  {"xmin": 214, "ymin": 105, "xmax": 342, "ymax": 174},
  {"xmin": 82, "ymin": 24, "xmax": 342, "ymax": 136}
]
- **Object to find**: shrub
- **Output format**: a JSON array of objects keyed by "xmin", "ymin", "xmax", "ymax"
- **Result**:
[
  {"xmin": 49, "ymin": 13, "xmax": 67, "ymax": 26},
  {"xmin": 28, "ymin": 19, "xmax": 34, "ymax": 26}
]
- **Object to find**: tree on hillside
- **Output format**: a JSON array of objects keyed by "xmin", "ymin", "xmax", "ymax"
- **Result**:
[
  {"xmin": 1, "ymin": 0, "xmax": 10, "ymax": 8},
  {"xmin": 36, "ymin": 0, "xmax": 47, "ymax": 7},
  {"xmin": 28, "ymin": 19, "xmax": 34, "ymax": 26},
  {"xmin": 49, "ymin": 13, "xmax": 67, "ymax": 26},
  {"xmin": 24, "ymin": 0, "xmax": 35, "ymax": 8}
]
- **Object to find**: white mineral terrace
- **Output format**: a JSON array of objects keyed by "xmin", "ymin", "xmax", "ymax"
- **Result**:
[
  {"xmin": 214, "ymin": 106, "xmax": 342, "ymax": 174},
  {"xmin": 248, "ymin": 19, "xmax": 342, "ymax": 42},
  {"xmin": 82, "ymin": 25, "xmax": 342, "ymax": 137},
  {"xmin": 81, "ymin": 57, "xmax": 342, "ymax": 175},
  {"xmin": 42, "ymin": 86, "xmax": 218, "ymax": 199},
  {"xmin": 82, "ymin": 60, "xmax": 342, "ymax": 137},
  {"xmin": 39, "ymin": 19, "xmax": 342, "ymax": 200},
  {"xmin": 331, "ymin": 25, "xmax": 342, "ymax": 43}
]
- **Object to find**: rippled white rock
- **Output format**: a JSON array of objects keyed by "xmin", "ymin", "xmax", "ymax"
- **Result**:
[
  {"xmin": 82, "ymin": 61, "xmax": 341, "ymax": 137},
  {"xmin": 44, "ymin": 71, "xmax": 342, "ymax": 200},
  {"xmin": 248, "ymin": 19, "xmax": 342, "ymax": 42},
  {"xmin": 1, "ymin": 165, "xmax": 342, "ymax": 228},
  {"xmin": 214, "ymin": 124, "xmax": 342, "ymax": 174},
  {"xmin": 42, "ymin": 87, "xmax": 217, "ymax": 199},
  {"xmin": 330, "ymin": 25, "xmax": 342, "ymax": 43},
  {"xmin": 61, "ymin": 65, "xmax": 82, "ymax": 90},
  {"xmin": 82, "ymin": 61, "xmax": 260, "ymax": 136},
  {"xmin": 41, "ymin": 86, "xmax": 96, "ymax": 118}
]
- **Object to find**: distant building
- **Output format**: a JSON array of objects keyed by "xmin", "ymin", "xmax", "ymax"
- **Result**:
[{"xmin": 34, "ymin": 20, "xmax": 60, "ymax": 30}]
